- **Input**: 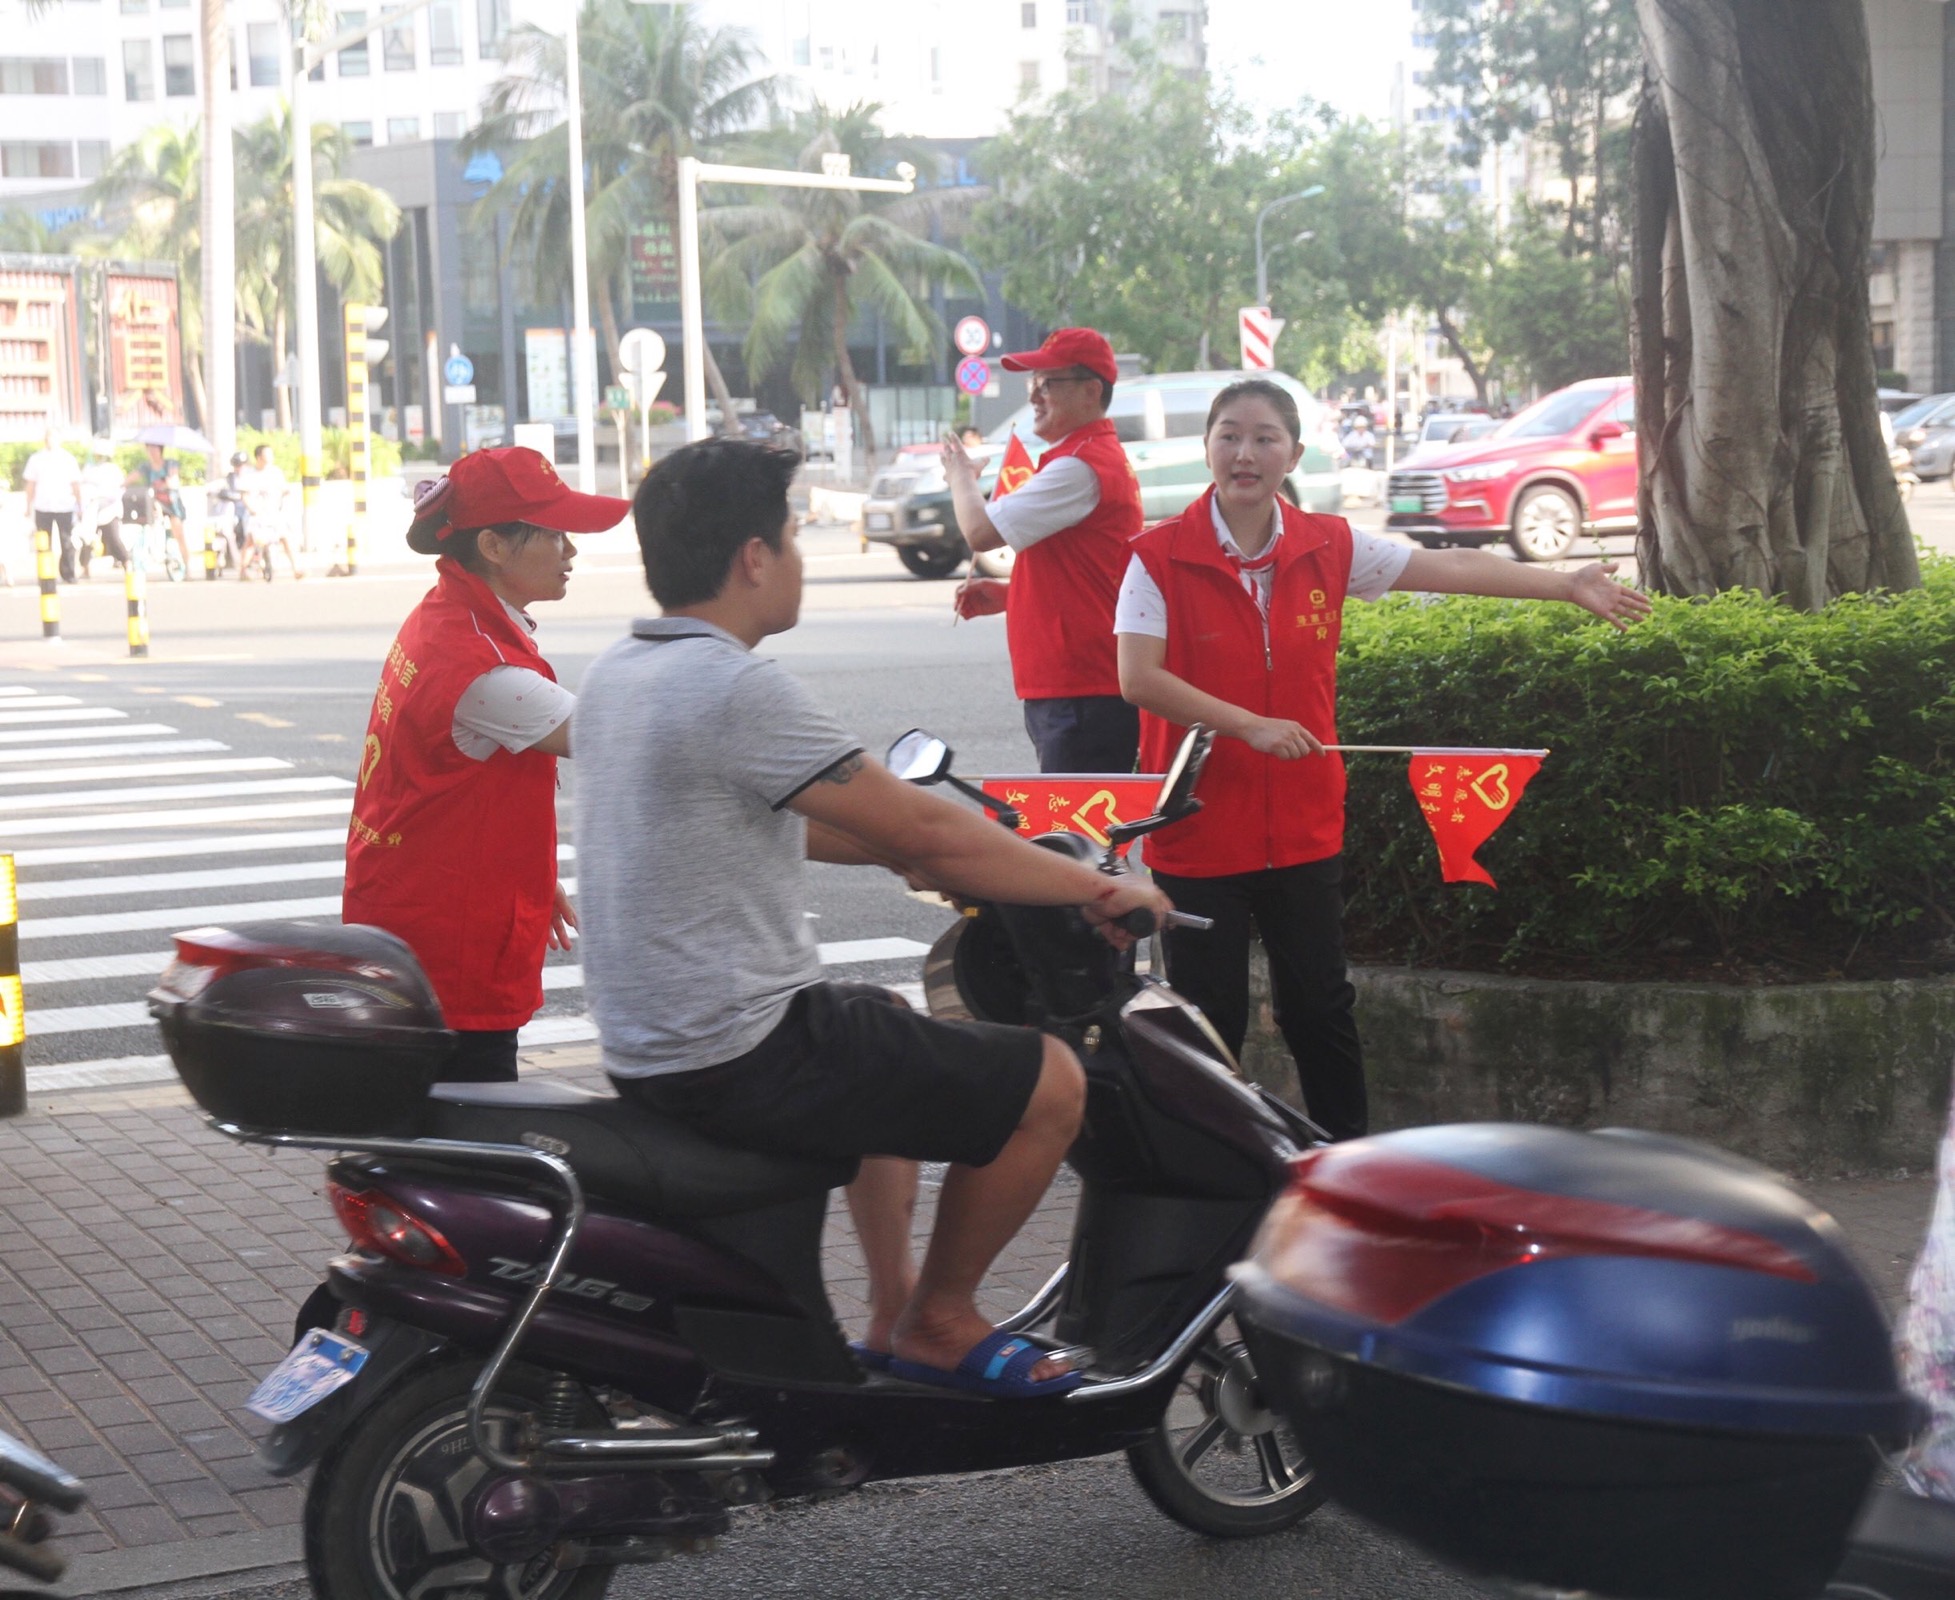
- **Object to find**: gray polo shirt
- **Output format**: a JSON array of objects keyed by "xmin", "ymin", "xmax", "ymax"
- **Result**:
[{"xmin": 573, "ymin": 617, "xmax": 862, "ymax": 1077}]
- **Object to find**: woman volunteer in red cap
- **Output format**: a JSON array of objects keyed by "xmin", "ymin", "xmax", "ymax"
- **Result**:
[
  {"xmin": 1117, "ymin": 380, "xmax": 1649, "ymax": 1140},
  {"xmin": 342, "ymin": 447, "xmax": 628, "ymax": 1081}
]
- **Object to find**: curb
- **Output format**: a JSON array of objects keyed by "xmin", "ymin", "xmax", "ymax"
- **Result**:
[{"xmin": 51, "ymin": 1526, "xmax": 300, "ymax": 1597}]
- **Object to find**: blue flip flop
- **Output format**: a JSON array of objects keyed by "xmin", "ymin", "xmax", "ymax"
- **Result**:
[
  {"xmin": 884, "ymin": 1330, "xmax": 1084, "ymax": 1400},
  {"xmin": 849, "ymin": 1340, "xmax": 892, "ymax": 1372}
]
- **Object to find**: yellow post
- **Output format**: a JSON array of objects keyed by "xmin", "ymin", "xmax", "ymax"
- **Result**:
[
  {"xmin": 33, "ymin": 524, "xmax": 59, "ymax": 640},
  {"xmin": 203, "ymin": 510, "xmax": 219, "ymax": 580},
  {"xmin": 125, "ymin": 560, "xmax": 149, "ymax": 658},
  {"xmin": 301, "ymin": 448, "xmax": 321, "ymax": 555},
  {"xmin": 341, "ymin": 301, "xmax": 369, "ymax": 578},
  {"xmin": 0, "ymin": 854, "xmax": 22, "ymax": 1117}
]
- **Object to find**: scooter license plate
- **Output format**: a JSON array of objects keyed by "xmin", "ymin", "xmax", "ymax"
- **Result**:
[{"xmin": 245, "ymin": 1329, "xmax": 370, "ymax": 1424}]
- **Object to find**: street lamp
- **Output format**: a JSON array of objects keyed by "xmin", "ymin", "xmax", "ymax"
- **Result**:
[
  {"xmin": 676, "ymin": 157, "xmax": 916, "ymax": 443},
  {"xmin": 1255, "ymin": 185, "xmax": 1325, "ymax": 306},
  {"xmin": 562, "ymin": 0, "xmax": 597, "ymax": 493}
]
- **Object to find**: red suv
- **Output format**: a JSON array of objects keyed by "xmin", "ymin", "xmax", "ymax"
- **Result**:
[{"xmin": 1386, "ymin": 378, "xmax": 1637, "ymax": 560}]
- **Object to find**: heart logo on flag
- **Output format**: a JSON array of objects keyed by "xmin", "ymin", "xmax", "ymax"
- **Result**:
[
  {"xmin": 980, "ymin": 775, "xmax": 1165, "ymax": 856},
  {"xmin": 1469, "ymin": 764, "xmax": 1511, "ymax": 811}
]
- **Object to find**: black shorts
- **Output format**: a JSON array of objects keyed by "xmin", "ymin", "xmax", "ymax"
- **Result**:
[{"xmin": 609, "ymin": 982, "xmax": 1045, "ymax": 1168}]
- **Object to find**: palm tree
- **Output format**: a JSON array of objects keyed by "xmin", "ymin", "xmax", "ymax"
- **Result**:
[
  {"xmin": 90, "ymin": 122, "xmax": 209, "ymax": 428},
  {"xmin": 233, "ymin": 110, "xmax": 400, "ymax": 429},
  {"xmin": 707, "ymin": 103, "xmax": 983, "ymax": 461},
  {"xmin": 468, "ymin": 0, "xmax": 780, "ymax": 427}
]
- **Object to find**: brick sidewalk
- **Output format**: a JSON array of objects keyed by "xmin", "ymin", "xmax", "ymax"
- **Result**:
[
  {"xmin": 0, "ymin": 1046, "xmax": 1934, "ymax": 1584},
  {"xmin": 0, "ymin": 1042, "xmax": 1076, "ymax": 1579}
]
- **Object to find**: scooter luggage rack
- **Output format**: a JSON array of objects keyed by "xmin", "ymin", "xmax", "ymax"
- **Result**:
[{"xmin": 208, "ymin": 1119, "xmax": 775, "ymax": 1475}]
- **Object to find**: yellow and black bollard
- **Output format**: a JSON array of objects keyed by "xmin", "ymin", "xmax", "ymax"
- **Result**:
[
  {"xmin": 125, "ymin": 560, "xmax": 148, "ymax": 658},
  {"xmin": 203, "ymin": 514, "xmax": 219, "ymax": 580},
  {"xmin": 0, "ymin": 854, "xmax": 22, "ymax": 1117},
  {"xmin": 32, "ymin": 523, "xmax": 58, "ymax": 640},
  {"xmin": 341, "ymin": 301, "xmax": 373, "ymax": 577}
]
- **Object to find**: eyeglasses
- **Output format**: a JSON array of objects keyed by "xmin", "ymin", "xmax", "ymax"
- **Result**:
[{"xmin": 1027, "ymin": 373, "xmax": 1097, "ymax": 397}]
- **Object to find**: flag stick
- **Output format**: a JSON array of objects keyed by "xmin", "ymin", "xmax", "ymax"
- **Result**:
[{"xmin": 1324, "ymin": 745, "xmax": 1551, "ymax": 757}]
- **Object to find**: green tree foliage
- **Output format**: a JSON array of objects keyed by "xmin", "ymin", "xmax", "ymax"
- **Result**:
[
  {"xmin": 1477, "ymin": 211, "xmax": 1629, "ymax": 391},
  {"xmin": 704, "ymin": 102, "xmax": 981, "ymax": 458},
  {"xmin": 1336, "ymin": 557, "xmax": 1955, "ymax": 978}
]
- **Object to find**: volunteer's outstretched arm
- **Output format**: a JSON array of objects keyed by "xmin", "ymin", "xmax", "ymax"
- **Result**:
[{"xmin": 1393, "ymin": 550, "xmax": 1652, "ymax": 630}]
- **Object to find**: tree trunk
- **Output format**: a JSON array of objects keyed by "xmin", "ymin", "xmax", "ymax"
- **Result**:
[
  {"xmin": 701, "ymin": 344, "xmax": 742, "ymax": 436},
  {"xmin": 833, "ymin": 274, "xmax": 874, "ymax": 464},
  {"xmin": 594, "ymin": 274, "xmax": 622, "ymax": 388},
  {"xmin": 1434, "ymin": 310, "xmax": 1489, "ymax": 404},
  {"xmin": 199, "ymin": 0, "xmax": 234, "ymax": 458},
  {"xmin": 1632, "ymin": 0, "xmax": 1917, "ymax": 604}
]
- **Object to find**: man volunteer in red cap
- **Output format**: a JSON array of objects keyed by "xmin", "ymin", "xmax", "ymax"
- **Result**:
[
  {"xmin": 942, "ymin": 327, "xmax": 1143, "ymax": 773},
  {"xmin": 342, "ymin": 447, "xmax": 628, "ymax": 1082}
]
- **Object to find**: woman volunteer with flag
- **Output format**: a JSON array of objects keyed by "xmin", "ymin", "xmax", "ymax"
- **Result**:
[{"xmin": 1116, "ymin": 378, "xmax": 1648, "ymax": 1140}]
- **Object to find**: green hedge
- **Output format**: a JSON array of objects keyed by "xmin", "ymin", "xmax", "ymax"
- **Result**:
[{"xmin": 1336, "ymin": 557, "xmax": 1955, "ymax": 982}]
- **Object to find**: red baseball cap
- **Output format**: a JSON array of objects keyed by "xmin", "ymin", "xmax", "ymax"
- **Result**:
[
  {"xmin": 406, "ymin": 447, "xmax": 629, "ymax": 555},
  {"xmin": 1000, "ymin": 327, "xmax": 1118, "ymax": 386}
]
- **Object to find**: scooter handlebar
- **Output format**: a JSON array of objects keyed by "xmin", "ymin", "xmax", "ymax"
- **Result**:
[{"xmin": 1115, "ymin": 909, "xmax": 1214, "ymax": 936}]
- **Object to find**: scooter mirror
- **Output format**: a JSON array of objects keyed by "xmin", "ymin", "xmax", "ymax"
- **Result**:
[
  {"xmin": 1155, "ymin": 724, "xmax": 1214, "ymax": 821},
  {"xmin": 887, "ymin": 729, "xmax": 952, "ymax": 784}
]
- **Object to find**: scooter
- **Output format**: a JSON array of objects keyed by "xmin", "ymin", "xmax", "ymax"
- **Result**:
[
  {"xmin": 153, "ymin": 724, "xmax": 1337, "ymax": 1600},
  {"xmin": 0, "ymin": 1425, "xmax": 88, "ymax": 1587}
]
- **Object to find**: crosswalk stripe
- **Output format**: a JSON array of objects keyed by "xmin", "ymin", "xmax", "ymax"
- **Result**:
[
  {"xmin": 0, "ymin": 756, "xmax": 291, "ymax": 789},
  {"xmin": 0, "ymin": 707, "xmax": 121, "ymax": 725},
  {"xmin": 19, "ymin": 842, "xmax": 578, "ymax": 902},
  {"xmin": 0, "ymin": 775, "xmax": 350, "ymax": 815},
  {"xmin": 0, "ymin": 686, "xmax": 39, "ymax": 697},
  {"xmin": 31, "ymin": 1000, "xmax": 151, "ymax": 1034},
  {"xmin": 0, "ymin": 696, "xmax": 82, "ymax": 710},
  {"xmin": 24, "ymin": 952, "xmax": 177, "ymax": 983},
  {"xmin": 0, "ymin": 739, "xmax": 227, "ymax": 767},
  {"xmin": 0, "ymin": 722, "xmax": 178, "ymax": 746},
  {"xmin": 14, "ymin": 828, "xmax": 349, "ymax": 868},
  {"xmin": 24, "ymin": 894, "xmax": 345, "ymax": 940},
  {"xmin": 4, "ymin": 797, "xmax": 353, "ymax": 839}
]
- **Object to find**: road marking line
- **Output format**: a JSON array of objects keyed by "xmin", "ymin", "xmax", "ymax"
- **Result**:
[
  {"xmin": 27, "ymin": 1054, "xmax": 175, "ymax": 1092},
  {"xmin": 0, "ymin": 686, "xmax": 37, "ymax": 697},
  {"xmin": 313, "ymin": 733, "xmax": 349, "ymax": 743},
  {"xmin": 14, "ymin": 827, "xmax": 349, "ymax": 868},
  {"xmin": 0, "ymin": 756, "xmax": 291, "ymax": 789},
  {"xmin": 0, "ymin": 722, "xmax": 178, "ymax": 746},
  {"xmin": 0, "ymin": 739, "xmax": 226, "ymax": 766},
  {"xmin": 0, "ymin": 775, "xmax": 351, "ymax": 815},
  {"xmin": 23, "ymin": 893, "xmax": 345, "ymax": 940},
  {"xmin": 3, "ymin": 797, "xmax": 352, "ymax": 838},
  {"xmin": 175, "ymin": 696, "xmax": 222, "ymax": 708},
  {"xmin": 0, "ymin": 695, "xmax": 81, "ymax": 708},
  {"xmin": 19, "ymin": 842, "xmax": 577, "ymax": 901},
  {"xmin": 0, "ymin": 707, "xmax": 123, "ymax": 725},
  {"xmin": 236, "ymin": 712, "xmax": 294, "ymax": 728},
  {"xmin": 29, "ymin": 1000, "xmax": 153, "ymax": 1034}
]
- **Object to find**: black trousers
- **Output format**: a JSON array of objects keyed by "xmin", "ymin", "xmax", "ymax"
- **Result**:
[
  {"xmin": 1022, "ymin": 694, "xmax": 1139, "ymax": 775},
  {"xmin": 443, "ymin": 1027, "xmax": 520, "ymax": 1083},
  {"xmin": 38, "ymin": 511, "xmax": 76, "ymax": 583},
  {"xmin": 1152, "ymin": 856, "xmax": 1367, "ymax": 1141}
]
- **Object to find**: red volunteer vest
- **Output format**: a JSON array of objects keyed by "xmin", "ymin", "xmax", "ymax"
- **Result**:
[
  {"xmin": 342, "ymin": 559, "xmax": 559, "ymax": 1030},
  {"xmin": 1005, "ymin": 417, "xmax": 1143, "ymax": 699},
  {"xmin": 1133, "ymin": 489, "xmax": 1354, "ymax": 878}
]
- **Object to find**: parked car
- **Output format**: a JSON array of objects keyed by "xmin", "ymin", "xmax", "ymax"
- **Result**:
[
  {"xmin": 1405, "ymin": 413, "xmax": 1500, "ymax": 459},
  {"xmin": 1384, "ymin": 376, "xmax": 1637, "ymax": 561},
  {"xmin": 740, "ymin": 410, "xmax": 805, "ymax": 458},
  {"xmin": 1893, "ymin": 393, "xmax": 1955, "ymax": 480},
  {"xmin": 862, "ymin": 370, "xmax": 1347, "ymax": 579}
]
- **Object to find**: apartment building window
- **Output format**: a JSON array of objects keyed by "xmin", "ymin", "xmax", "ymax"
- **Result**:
[
  {"xmin": 162, "ymin": 34, "xmax": 193, "ymax": 94},
  {"xmin": 476, "ymin": 0, "xmax": 508, "ymax": 59},
  {"xmin": 342, "ymin": 119, "xmax": 372, "ymax": 146},
  {"xmin": 119, "ymin": 0, "xmax": 146, "ymax": 14},
  {"xmin": 339, "ymin": 12, "xmax": 369, "ymax": 75},
  {"xmin": 433, "ymin": 109, "xmax": 462, "ymax": 137},
  {"xmin": 929, "ymin": 45, "xmax": 939, "ymax": 84},
  {"xmin": 122, "ymin": 39, "xmax": 154, "ymax": 99},
  {"xmin": 0, "ymin": 59, "xmax": 70, "ymax": 94},
  {"xmin": 1157, "ymin": 9, "xmax": 1192, "ymax": 39},
  {"xmin": 384, "ymin": 17, "xmax": 414, "ymax": 70},
  {"xmin": 1021, "ymin": 2, "xmax": 1036, "ymax": 25},
  {"xmin": 1019, "ymin": 58, "xmax": 1040, "ymax": 90},
  {"xmin": 1, "ymin": 141, "xmax": 74, "ymax": 177},
  {"xmin": 428, "ymin": 0, "xmax": 462, "ymax": 65},
  {"xmin": 72, "ymin": 57, "xmax": 105, "ymax": 94},
  {"xmin": 1066, "ymin": 1, "xmax": 1093, "ymax": 20},
  {"xmin": 386, "ymin": 115, "xmax": 419, "ymax": 140},
  {"xmin": 77, "ymin": 139, "xmax": 107, "ymax": 177},
  {"xmin": 246, "ymin": 23, "xmax": 279, "ymax": 85}
]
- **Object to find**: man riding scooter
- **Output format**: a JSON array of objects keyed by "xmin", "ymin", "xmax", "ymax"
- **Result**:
[{"xmin": 574, "ymin": 437, "xmax": 1172, "ymax": 1399}]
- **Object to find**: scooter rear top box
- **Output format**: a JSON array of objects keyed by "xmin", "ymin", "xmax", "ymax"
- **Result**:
[
  {"xmin": 151, "ymin": 921, "xmax": 454, "ymax": 1135},
  {"xmin": 1233, "ymin": 1124, "xmax": 1920, "ymax": 1600}
]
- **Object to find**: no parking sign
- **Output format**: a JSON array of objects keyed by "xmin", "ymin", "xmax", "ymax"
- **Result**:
[{"xmin": 955, "ymin": 356, "xmax": 991, "ymax": 396}]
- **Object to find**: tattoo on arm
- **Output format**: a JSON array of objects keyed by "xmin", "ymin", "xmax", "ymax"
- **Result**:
[{"xmin": 817, "ymin": 752, "xmax": 866, "ymax": 787}]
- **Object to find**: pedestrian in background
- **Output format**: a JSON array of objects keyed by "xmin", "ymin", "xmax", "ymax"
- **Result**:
[
  {"xmin": 22, "ymin": 428, "xmax": 82, "ymax": 584},
  {"xmin": 1117, "ymin": 378, "xmax": 1649, "ymax": 1140},
  {"xmin": 136, "ymin": 445, "xmax": 191, "ymax": 579},
  {"xmin": 341, "ymin": 447, "xmax": 626, "ymax": 1082},
  {"xmin": 941, "ymin": 327, "xmax": 1143, "ymax": 774},
  {"xmin": 81, "ymin": 441, "xmax": 130, "ymax": 573}
]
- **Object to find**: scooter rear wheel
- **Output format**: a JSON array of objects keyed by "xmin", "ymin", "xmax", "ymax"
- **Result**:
[
  {"xmin": 1126, "ymin": 1321, "xmax": 1325, "ymax": 1538},
  {"xmin": 303, "ymin": 1360, "xmax": 615, "ymax": 1600}
]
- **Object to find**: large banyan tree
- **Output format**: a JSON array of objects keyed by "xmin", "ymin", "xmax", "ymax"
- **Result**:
[{"xmin": 1632, "ymin": 0, "xmax": 1920, "ymax": 605}]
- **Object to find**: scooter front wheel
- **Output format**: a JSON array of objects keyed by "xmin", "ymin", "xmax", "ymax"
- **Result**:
[
  {"xmin": 1126, "ymin": 1320, "xmax": 1325, "ymax": 1538},
  {"xmin": 303, "ymin": 1359, "xmax": 615, "ymax": 1600}
]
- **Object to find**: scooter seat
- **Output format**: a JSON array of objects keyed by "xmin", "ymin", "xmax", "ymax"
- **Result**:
[{"xmin": 418, "ymin": 1080, "xmax": 858, "ymax": 1218}]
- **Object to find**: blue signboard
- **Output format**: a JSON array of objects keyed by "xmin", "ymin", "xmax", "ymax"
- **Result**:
[{"xmin": 443, "ymin": 353, "xmax": 475, "ymax": 387}]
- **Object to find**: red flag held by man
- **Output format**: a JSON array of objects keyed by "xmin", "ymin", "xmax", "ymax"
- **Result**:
[
  {"xmin": 1407, "ymin": 748, "xmax": 1548, "ymax": 887},
  {"xmin": 991, "ymin": 432, "xmax": 1035, "ymax": 499},
  {"xmin": 980, "ymin": 773, "xmax": 1164, "ymax": 855},
  {"xmin": 953, "ymin": 436, "xmax": 1036, "ymax": 622}
]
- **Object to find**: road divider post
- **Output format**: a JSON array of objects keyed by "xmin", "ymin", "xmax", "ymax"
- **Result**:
[
  {"xmin": 126, "ymin": 560, "xmax": 149, "ymax": 657},
  {"xmin": 0, "ymin": 854, "xmax": 22, "ymax": 1117},
  {"xmin": 33, "ymin": 524, "xmax": 58, "ymax": 640}
]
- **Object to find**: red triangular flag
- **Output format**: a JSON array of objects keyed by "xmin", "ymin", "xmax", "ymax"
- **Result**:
[
  {"xmin": 980, "ymin": 774, "xmax": 1164, "ymax": 856},
  {"xmin": 991, "ymin": 433, "xmax": 1035, "ymax": 499},
  {"xmin": 1409, "ymin": 748, "xmax": 1547, "ymax": 887}
]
